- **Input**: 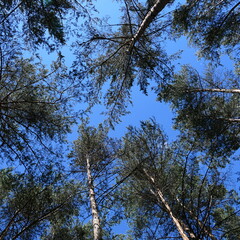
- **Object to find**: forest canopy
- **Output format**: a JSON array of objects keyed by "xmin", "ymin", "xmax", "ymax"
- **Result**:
[{"xmin": 0, "ymin": 0, "xmax": 239, "ymax": 239}]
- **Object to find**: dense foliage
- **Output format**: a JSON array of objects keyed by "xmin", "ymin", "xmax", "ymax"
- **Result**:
[{"xmin": 0, "ymin": 168, "xmax": 83, "ymax": 240}]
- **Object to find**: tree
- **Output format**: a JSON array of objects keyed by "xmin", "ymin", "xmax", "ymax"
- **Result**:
[
  {"xmin": 118, "ymin": 119, "xmax": 193, "ymax": 238},
  {"xmin": 71, "ymin": 0, "xmax": 175, "ymax": 125},
  {"xmin": 117, "ymin": 119, "xmax": 240, "ymax": 239},
  {"xmin": 71, "ymin": 121, "xmax": 120, "ymax": 240},
  {"xmin": 0, "ymin": 0, "xmax": 93, "ymax": 49},
  {"xmin": 69, "ymin": 0, "xmax": 239, "ymax": 129},
  {"xmin": 0, "ymin": 48, "xmax": 75, "ymax": 168},
  {"xmin": 158, "ymin": 65, "xmax": 240, "ymax": 157},
  {"xmin": 0, "ymin": 0, "xmax": 99, "ymax": 168},
  {"xmin": 171, "ymin": 0, "xmax": 240, "ymax": 64},
  {"xmin": 0, "ymin": 168, "xmax": 83, "ymax": 240}
]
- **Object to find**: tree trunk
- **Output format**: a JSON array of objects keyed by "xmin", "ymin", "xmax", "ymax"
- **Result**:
[
  {"xmin": 143, "ymin": 168, "xmax": 190, "ymax": 240},
  {"xmin": 130, "ymin": 0, "xmax": 171, "ymax": 48},
  {"xmin": 86, "ymin": 155, "xmax": 102, "ymax": 240},
  {"xmin": 186, "ymin": 88, "xmax": 240, "ymax": 94}
]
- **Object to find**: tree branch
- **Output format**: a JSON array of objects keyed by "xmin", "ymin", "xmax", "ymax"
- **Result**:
[{"xmin": 186, "ymin": 88, "xmax": 240, "ymax": 94}]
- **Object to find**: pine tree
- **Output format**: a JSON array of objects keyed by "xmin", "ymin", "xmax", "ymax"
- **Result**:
[
  {"xmin": 0, "ymin": 50, "xmax": 74, "ymax": 168},
  {"xmin": 0, "ymin": 168, "xmax": 83, "ymax": 240},
  {"xmin": 71, "ymin": 121, "xmax": 120, "ymax": 240},
  {"xmin": 0, "ymin": 0, "xmax": 92, "ymax": 49},
  {"xmin": 117, "ymin": 119, "xmax": 240, "ymax": 239},
  {"xmin": 158, "ymin": 65, "xmax": 240, "ymax": 157},
  {"xmin": 171, "ymin": 0, "xmax": 240, "ymax": 64},
  {"xmin": 71, "ymin": 0, "xmax": 174, "ymax": 125}
]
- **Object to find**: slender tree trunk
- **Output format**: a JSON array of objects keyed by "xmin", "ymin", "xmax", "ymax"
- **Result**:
[
  {"xmin": 143, "ymin": 168, "xmax": 190, "ymax": 240},
  {"xmin": 186, "ymin": 88, "xmax": 240, "ymax": 123},
  {"xmin": 220, "ymin": 118, "xmax": 240, "ymax": 123},
  {"xmin": 208, "ymin": 117, "xmax": 240, "ymax": 123},
  {"xmin": 186, "ymin": 88, "xmax": 240, "ymax": 94},
  {"xmin": 86, "ymin": 155, "xmax": 102, "ymax": 240},
  {"xmin": 179, "ymin": 221, "xmax": 196, "ymax": 239}
]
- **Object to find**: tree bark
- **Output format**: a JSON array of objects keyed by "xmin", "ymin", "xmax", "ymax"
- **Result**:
[
  {"xmin": 129, "ymin": 0, "xmax": 171, "ymax": 47},
  {"xmin": 86, "ymin": 155, "xmax": 102, "ymax": 240},
  {"xmin": 176, "ymin": 198, "xmax": 218, "ymax": 240},
  {"xmin": 143, "ymin": 168, "xmax": 190, "ymax": 240}
]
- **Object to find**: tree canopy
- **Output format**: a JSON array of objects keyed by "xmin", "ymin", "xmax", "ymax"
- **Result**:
[{"xmin": 0, "ymin": 0, "xmax": 239, "ymax": 239}]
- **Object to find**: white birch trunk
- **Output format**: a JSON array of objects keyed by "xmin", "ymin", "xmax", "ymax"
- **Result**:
[
  {"xmin": 221, "ymin": 118, "xmax": 240, "ymax": 123},
  {"xmin": 86, "ymin": 155, "xmax": 102, "ymax": 240}
]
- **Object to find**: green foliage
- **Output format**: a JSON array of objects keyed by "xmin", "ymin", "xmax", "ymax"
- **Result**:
[
  {"xmin": 0, "ymin": 0, "xmax": 97, "ymax": 54},
  {"xmin": 171, "ymin": 0, "xmax": 240, "ymax": 62},
  {"xmin": 0, "ymin": 49, "xmax": 74, "ymax": 167},
  {"xmin": 71, "ymin": 121, "xmax": 122, "ymax": 239},
  {"xmin": 0, "ymin": 168, "xmax": 83, "ymax": 240},
  {"xmin": 118, "ymin": 119, "xmax": 240, "ymax": 239},
  {"xmin": 212, "ymin": 204, "xmax": 240, "ymax": 239},
  {"xmin": 72, "ymin": 121, "xmax": 117, "ymax": 168},
  {"xmin": 117, "ymin": 119, "xmax": 183, "ymax": 238},
  {"xmin": 0, "ymin": 0, "xmax": 74, "ymax": 47},
  {"xmin": 41, "ymin": 221, "xmax": 88, "ymax": 240},
  {"xmin": 0, "ymin": 0, "xmax": 98, "ymax": 168},
  {"xmin": 159, "ymin": 65, "xmax": 240, "ymax": 157}
]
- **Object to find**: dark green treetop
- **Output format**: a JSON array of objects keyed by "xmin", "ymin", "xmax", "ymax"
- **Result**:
[
  {"xmin": 158, "ymin": 65, "xmax": 240, "ymax": 157},
  {"xmin": 0, "ymin": 46, "xmax": 76, "ymax": 168},
  {"xmin": 171, "ymin": 0, "xmax": 240, "ymax": 63},
  {"xmin": 0, "ymin": 0, "xmax": 93, "ymax": 49},
  {"xmin": 0, "ymin": 167, "xmax": 83, "ymax": 240}
]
